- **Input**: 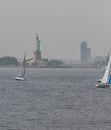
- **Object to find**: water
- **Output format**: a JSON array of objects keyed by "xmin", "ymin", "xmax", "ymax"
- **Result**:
[{"xmin": 0, "ymin": 68, "xmax": 111, "ymax": 130}]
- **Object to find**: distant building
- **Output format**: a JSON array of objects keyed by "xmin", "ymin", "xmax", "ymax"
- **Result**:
[
  {"xmin": 93, "ymin": 56, "xmax": 106, "ymax": 67},
  {"xmin": 87, "ymin": 48, "xmax": 92, "ymax": 63},
  {"xmin": 81, "ymin": 41, "xmax": 88, "ymax": 63},
  {"xmin": 80, "ymin": 41, "xmax": 92, "ymax": 64}
]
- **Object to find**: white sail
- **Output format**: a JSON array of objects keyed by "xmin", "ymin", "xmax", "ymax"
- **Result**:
[
  {"xmin": 14, "ymin": 52, "xmax": 26, "ymax": 81},
  {"xmin": 101, "ymin": 51, "xmax": 110, "ymax": 79},
  {"xmin": 101, "ymin": 57, "xmax": 111, "ymax": 83}
]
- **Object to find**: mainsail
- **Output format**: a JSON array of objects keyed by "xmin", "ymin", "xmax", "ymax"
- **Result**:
[
  {"xmin": 18, "ymin": 52, "xmax": 26, "ymax": 78},
  {"xmin": 101, "ymin": 57, "xmax": 111, "ymax": 83},
  {"xmin": 101, "ymin": 51, "xmax": 110, "ymax": 78}
]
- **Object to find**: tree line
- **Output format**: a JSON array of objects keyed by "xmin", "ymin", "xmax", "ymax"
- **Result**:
[{"xmin": 0, "ymin": 57, "xmax": 64, "ymax": 67}]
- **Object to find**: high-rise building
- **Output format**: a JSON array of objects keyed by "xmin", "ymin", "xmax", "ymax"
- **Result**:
[
  {"xmin": 87, "ymin": 48, "xmax": 91, "ymax": 62},
  {"xmin": 80, "ymin": 41, "xmax": 92, "ymax": 64},
  {"xmin": 81, "ymin": 41, "xmax": 88, "ymax": 63},
  {"xmin": 87, "ymin": 48, "xmax": 91, "ymax": 58}
]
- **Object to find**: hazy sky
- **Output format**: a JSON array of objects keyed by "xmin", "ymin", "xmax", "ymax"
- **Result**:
[{"xmin": 0, "ymin": 0, "xmax": 111, "ymax": 60}]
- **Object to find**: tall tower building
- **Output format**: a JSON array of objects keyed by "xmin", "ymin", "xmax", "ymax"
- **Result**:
[
  {"xmin": 87, "ymin": 48, "xmax": 91, "ymax": 59},
  {"xmin": 81, "ymin": 41, "xmax": 88, "ymax": 63}
]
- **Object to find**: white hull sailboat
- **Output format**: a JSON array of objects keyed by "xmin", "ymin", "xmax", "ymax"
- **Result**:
[
  {"xmin": 14, "ymin": 52, "xmax": 26, "ymax": 81},
  {"xmin": 96, "ymin": 51, "xmax": 111, "ymax": 88},
  {"xmin": 14, "ymin": 76, "xmax": 25, "ymax": 81}
]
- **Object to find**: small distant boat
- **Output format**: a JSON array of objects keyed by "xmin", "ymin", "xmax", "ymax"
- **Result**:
[
  {"xmin": 14, "ymin": 52, "xmax": 26, "ymax": 81},
  {"xmin": 96, "ymin": 51, "xmax": 111, "ymax": 88}
]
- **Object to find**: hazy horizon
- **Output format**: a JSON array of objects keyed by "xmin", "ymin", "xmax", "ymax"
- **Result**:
[{"xmin": 0, "ymin": 0, "xmax": 111, "ymax": 60}]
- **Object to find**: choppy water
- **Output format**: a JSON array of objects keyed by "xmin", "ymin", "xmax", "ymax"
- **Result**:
[{"xmin": 0, "ymin": 68, "xmax": 111, "ymax": 130}]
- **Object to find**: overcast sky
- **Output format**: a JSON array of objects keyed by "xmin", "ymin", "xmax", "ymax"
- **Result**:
[{"xmin": 0, "ymin": 0, "xmax": 111, "ymax": 60}]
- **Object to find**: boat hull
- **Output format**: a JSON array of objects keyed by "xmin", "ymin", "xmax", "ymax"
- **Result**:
[
  {"xmin": 95, "ymin": 83, "xmax": 110, "ymax": 88},
  {"xmin": 14, "ymin": 77, "xmax": 24, "ymax": 81}
]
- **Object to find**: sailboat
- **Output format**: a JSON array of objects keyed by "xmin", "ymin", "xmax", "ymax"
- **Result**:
[
  {"xmin": 14, "ymin": 52, "xmax": 26, "ymax": 81},
  {"xmin": 96, "ymin": 51, "xmax": 111, "ymax": 88}
]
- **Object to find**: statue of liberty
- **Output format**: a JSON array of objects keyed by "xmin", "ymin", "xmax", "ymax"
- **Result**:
[
  {"xmin": 36, "ymin": 33, "xmax": 41, "ymax": 51},
  {"xmin": 27, "ymin": 33, "xmax": 42, "ymax": 66}
]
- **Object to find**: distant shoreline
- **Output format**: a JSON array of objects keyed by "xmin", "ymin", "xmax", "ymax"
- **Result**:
[{"xmin": 0, "ymin": 66, "xmax": 102, "ymax": 69}]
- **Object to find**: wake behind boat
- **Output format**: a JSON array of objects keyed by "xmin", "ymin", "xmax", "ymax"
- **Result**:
[
  {"xmin": 14, "ymin": 52, "xmax": 26, "ymax": 81},
  {"xmin": 96, "ymin": 51, "xmax": 111, "ymax": 88}
]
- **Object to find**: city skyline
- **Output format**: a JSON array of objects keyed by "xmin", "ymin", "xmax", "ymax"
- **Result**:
[{"xmin": 0, "ymin": 0, "xmax": 111, "ymax": 60}]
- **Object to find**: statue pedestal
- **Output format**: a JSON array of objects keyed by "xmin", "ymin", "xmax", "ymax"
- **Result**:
[{"xmin": 34, "ymin": 51, "xmax": 41, "ymax": 61}]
